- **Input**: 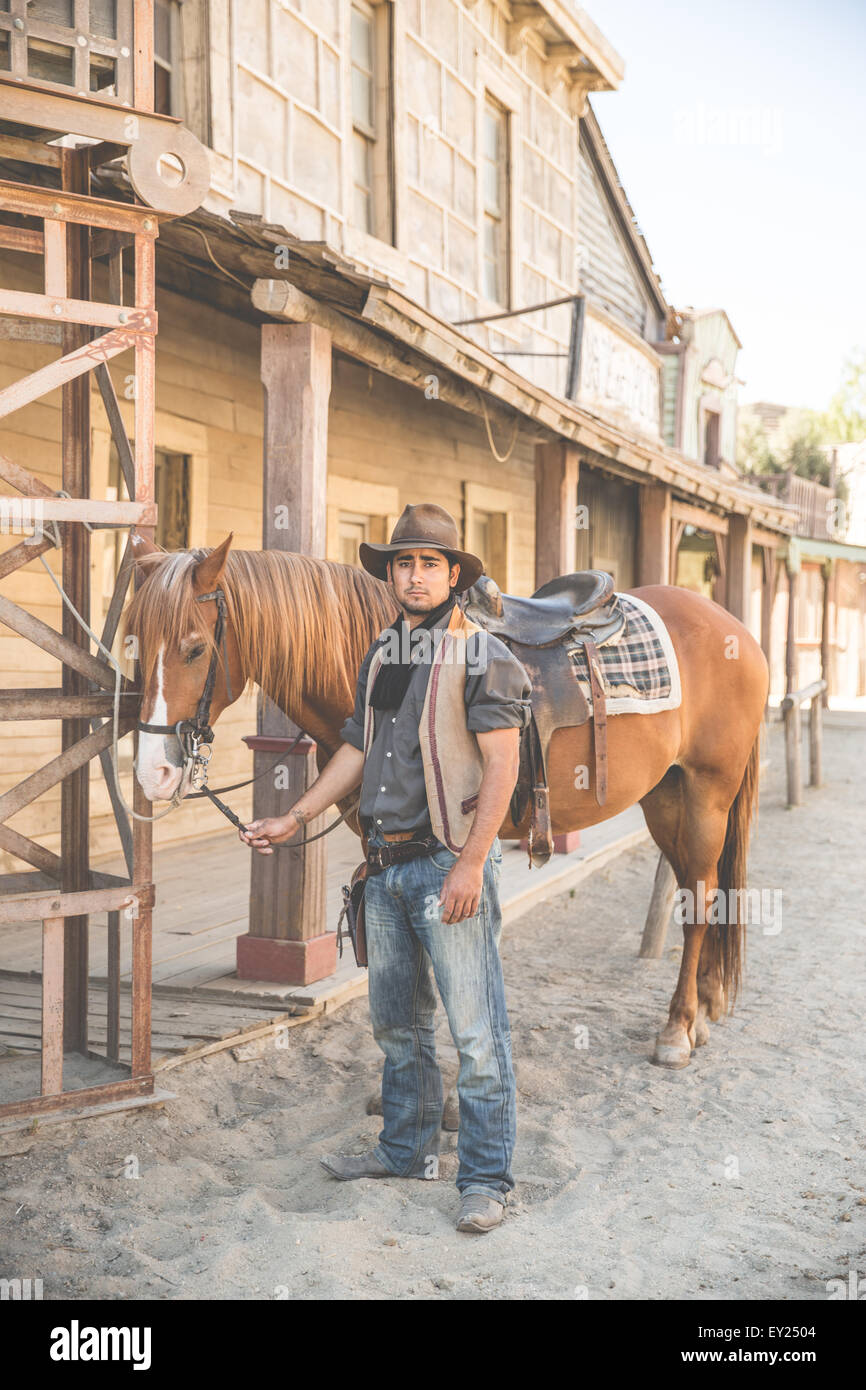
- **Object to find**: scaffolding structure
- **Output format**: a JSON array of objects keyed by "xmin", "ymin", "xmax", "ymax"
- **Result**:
[{"xmin": 0, "ymin": 0, "xmax": 209, "ymax": 1121}]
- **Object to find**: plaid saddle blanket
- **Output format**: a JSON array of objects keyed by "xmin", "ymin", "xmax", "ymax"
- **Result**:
[{"xmin": 566, "ymin": 592, "xmax": 682, "ymax": 715}]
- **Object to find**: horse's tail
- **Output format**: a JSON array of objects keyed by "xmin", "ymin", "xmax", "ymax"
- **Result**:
[{"xmin": 705, "ymin": 731, "xmax": 761, "ymax": 1009}]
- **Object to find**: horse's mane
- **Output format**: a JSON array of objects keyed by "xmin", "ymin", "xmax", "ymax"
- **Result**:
[{"xmin": 122, "ymin": 548, "xmax": 398, "ymax": 716}]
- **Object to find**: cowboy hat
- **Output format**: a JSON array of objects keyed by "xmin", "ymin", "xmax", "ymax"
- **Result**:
[{"xmin": 358, "ymin": 502, "xmax": 483, "ymax": 593}]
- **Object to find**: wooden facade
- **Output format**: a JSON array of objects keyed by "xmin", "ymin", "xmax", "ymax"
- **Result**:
[{"xmin": 2, "ymin": 1, "xmax": 805, "ymax": 993}]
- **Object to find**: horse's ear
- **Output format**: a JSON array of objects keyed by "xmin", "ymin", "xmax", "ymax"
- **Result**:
[
  {"xmin": 193, "ymin": 533, "xmax": 233, "ymax": 593},
  {"xmin": 131, "ymin": 531, "xmax": 161, "ymax": 561}
]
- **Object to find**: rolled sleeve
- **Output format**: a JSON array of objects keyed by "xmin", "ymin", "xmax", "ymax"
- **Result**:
[
  {"xmin": 464, "ymin": 633, "xmax": 532, "ymax": 733},
  {"xmin": 339, "ymin": 640, "xmax": 381, "ymax": 751}
]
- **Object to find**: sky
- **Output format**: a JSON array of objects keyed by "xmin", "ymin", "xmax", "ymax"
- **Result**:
[{"xmin": 588, "ymin": 0, "xmax": 866, "ymax": 410}]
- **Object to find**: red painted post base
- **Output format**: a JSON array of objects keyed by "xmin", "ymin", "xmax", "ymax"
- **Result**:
[
  {"xmin": 236, "ymin": 931, "xmax": 338, "ymax": 986},
  {"xmin": 519, "ymin": 830, "xmax": 581, "ymax": 855}
]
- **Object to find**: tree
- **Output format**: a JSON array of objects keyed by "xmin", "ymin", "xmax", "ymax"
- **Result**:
[{"xmin": 821, "ymin": 350, "xmax": 866, "ymax": 442}]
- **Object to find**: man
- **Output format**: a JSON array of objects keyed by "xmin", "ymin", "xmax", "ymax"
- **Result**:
[{"xmin": 240, "ymin": 503, "xmax": 531, "ymax": 1234}]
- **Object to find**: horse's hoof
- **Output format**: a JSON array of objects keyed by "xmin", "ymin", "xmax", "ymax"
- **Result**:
[
  {"xmin": 652, "ymin": 1032, "xmax": 692, "ymax": 1068},
  {"xmin": 693, "ymin": 1014, "xmax": 710, "ymax": 1047}
]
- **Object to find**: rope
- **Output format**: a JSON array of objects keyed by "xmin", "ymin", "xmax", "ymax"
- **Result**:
[
  {"xmin": 476, "ymin": 390, "xmax": 520, "ymax": 464},
  {"xmin": 187, "ymin": 225, "xmax": 250, "ymax": 290},
  {"xmin": 38, "ymin": 551, "xmax": 182, "ymax": 823}
]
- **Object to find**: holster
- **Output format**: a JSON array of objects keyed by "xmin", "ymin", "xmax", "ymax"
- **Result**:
[{"xmin": 337, "ymin": 860, "xmax": 368, "ymax": 968}]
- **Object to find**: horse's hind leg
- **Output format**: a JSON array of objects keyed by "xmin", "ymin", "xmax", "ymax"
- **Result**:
[{"xmin": 640, "ymin": 768, "xmax": 734, "ymax": 1068}]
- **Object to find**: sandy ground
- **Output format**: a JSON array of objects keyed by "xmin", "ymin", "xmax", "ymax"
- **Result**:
[{"xmin": 1, "ymin": 715, "xmax": 864, "ymax": 1301}]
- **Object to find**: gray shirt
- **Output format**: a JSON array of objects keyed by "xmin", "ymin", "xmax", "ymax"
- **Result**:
[{"xmin": 340, "ymin": 613, "xmax": 532, "ymax": 836}]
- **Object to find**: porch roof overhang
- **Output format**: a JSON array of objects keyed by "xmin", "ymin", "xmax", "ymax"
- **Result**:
[
  {"xmin": 119, "ymin": 198, "xmax": 799, "ymax": 538},
  {"xmin": 784, "ymin": 535, "xmax": 866, "ymax": 567}
]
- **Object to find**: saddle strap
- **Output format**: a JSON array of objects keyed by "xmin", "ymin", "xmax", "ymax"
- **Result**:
[{"xmin": 583, "ymin": 637, "xmax": 608, "ymax": 806}]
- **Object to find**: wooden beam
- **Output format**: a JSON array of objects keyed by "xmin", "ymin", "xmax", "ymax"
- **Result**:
[
  {"xmin": 0, "ymin": 717, "xmax": 135, "ymax": 825},
  {"xmin": 637, "ymin": 482, "xmax": 672, "ymax": 586},
  {"xmin": 0, "ymin": 823, "xmax": 63, "ymax": 879},
  {"xmin": 726, "ymin": 513, "xmax": 753, "ymax": 624},
  {"xmin": 0, "ymin": 691, "xmax": 137, "ymax": 720},
  {"xmin": 0, "ymin": 325, "xmax": 147, "ymax": 421},
  {"xmin": 0, "ymin": 225, "xmax": 44, "ymax": 255},
  {"xmin": 670, "ymin": 499, "xmax": 729, "ymax": 535},
  {"xmin": 41, "ymin": 918, "xmax": 65, "ymax": 1096},
  {"xmin": 240, "ymin": 322, "xmax": 333, "ymax": 982},
  {"xmin": 0, "ymin": 594, "xmax": 118, "ymax": 690},
  {"xmin": 0, "ymin": 881, "xmax": 154, "ymax": 926},
  {"xmin": 252, "ymin": 277, "xmax": 524, "ymax": 443},
  {"xmin": 534, "ymin": 440, "xmax": 579, "ymax": 587}
]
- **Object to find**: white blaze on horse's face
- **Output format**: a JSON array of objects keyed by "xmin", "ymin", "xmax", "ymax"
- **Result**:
[{"xmin": 135, "ymin": 644, "xmax": 189, "ymax": 801}]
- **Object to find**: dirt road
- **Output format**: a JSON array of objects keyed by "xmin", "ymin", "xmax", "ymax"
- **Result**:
[{"xmin": 2, "ymin": 715, "xmax": 863, "ymax": 1300}]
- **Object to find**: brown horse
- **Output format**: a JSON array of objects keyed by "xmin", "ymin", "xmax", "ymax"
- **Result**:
[{"xmin": 124, "ymin": 532, "xmax": 769, "ymax": 1070}]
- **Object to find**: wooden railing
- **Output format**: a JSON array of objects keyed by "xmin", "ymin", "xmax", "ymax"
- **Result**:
[{"xmin": 780, "ymin": 679, "xmax": 827, "ymax": 807}]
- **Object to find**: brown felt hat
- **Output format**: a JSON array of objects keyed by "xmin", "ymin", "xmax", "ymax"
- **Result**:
[{"xmin": 358, "ymin": 502, "xmax": 483, "ymax": 593}]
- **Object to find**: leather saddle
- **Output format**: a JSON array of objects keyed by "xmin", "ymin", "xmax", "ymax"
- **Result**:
[{"xmin": 464, "ymin": 571, "xmax": 625, "ymax": 867}]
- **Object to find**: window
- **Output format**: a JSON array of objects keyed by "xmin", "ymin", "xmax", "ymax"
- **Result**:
[
  {"xmin": 482, "ymin": 96, "xmax": 510, "ymax": 305},
  {"xmin": 350, "ymin": 1, "xmax": 394, "ymax": 244},
  {"xmin": 703, "ymin": 409, "xmax": 721, "ymax": 469},
  {"xmin": 105, "ymin": 444, "xmax": 189, "ymax": 615},
  {"xmin": 154, "ymin": 0, "xmax": 182, "ymax": 117},
  {"xmin": 337, "ymin": 512, "xmax": 371, "ymax": 568},
  {"xmin": 464, "ymin": 482, "xmax": 512, "ymax": 591}
]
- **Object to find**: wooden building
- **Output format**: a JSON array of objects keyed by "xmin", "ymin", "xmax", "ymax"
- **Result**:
[{"xmin": 1, "ymin": 0, "xmax": 799, "ymax": 984}]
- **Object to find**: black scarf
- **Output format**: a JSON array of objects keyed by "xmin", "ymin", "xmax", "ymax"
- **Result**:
[{"xmin": 370, "ymin": 590, "xmax": 458, "ymax": 711}]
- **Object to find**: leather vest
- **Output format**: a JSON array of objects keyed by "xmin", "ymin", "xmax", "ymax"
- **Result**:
[{"xmin": 362, "ymin": 603, "xmax": 485, "ymax": 851}]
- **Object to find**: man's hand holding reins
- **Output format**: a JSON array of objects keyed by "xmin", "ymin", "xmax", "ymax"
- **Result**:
[{"xmin": 238, "ymin": 741, "xmax": 364, "ymax": 855}]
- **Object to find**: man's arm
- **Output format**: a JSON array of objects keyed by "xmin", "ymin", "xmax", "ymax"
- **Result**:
[
  {"xmin": 239, "ymin": 637, "xmax": 379, "ymax": 855},
  {"xmin": 239, "ymin": 742, "xmax": 365, "ymax": 854},
  {"xmin": 437, "ymin": 727, "xmax": 520, "ymax": 923}
]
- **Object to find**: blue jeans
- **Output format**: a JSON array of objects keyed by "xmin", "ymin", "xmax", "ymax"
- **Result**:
[{"xmin": 363, "ymin": 827, "xmax": 516, "ymax": 1204}]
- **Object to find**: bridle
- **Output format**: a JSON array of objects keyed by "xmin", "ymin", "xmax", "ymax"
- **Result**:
[{"xmin": 136, "ymin": 585, "xmax": 353, "ymax": 846}]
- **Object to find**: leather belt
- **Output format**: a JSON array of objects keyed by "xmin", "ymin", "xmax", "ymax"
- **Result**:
[{"xmin": 366, "ymin": 834, "xmax": 439, "ymax": 873}]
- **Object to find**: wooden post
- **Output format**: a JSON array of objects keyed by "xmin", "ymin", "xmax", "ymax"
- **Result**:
[
  {"xmin": 637, "ymin": 483, "xmax": 672, "ymax": 586},
  {"xmin": 726, "ymin": 513, "xmax": 753, "ymax": 624},
  {"xmin": 784, "ymin": 704, "xmax": 802, "ymax": 807},
  {"xmin": 820, "ymin": 560, "xmax": 832, "ymax": 707},
  {"xmin": 639, "ymin": 853, "xmax": 677, "ymax": 959},
  {"xmin": 785, "ymin": 565, "xmax": 799, "ymax": 696},
  {"xmin": 760, "ymin": 545, "xmax": 777, "ymax": 670},
  {"xmin": 534, "ymin": 441, "xmax": 579, "ymax": 590},
  {"xmin": 809, "ymin": 695, "xmax": 823, "ymax": 787},
  {"xmin": 237, "ymin": 323, "xmax": 335, "ymax": 986},
  {"xmin": 60, "ymin": 147, "xmax": 90, "ymax": 1053}
]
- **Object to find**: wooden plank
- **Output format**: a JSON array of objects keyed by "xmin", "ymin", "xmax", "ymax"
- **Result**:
[
  {"xmin": 0, "ymin": 326, "xmax": 146, "ymax": 422},
  {"xmin": 0, "ymin": 227, "xmax": 44, "ymax": 255},
  {"xmin": 0, "ymin": 178, "xmax": 161, "ymax": 236},
  {"xmin": 0, "ymin": 449, "xmax": 56, "ymax": 499},
  {"xmin": 106, "ymin": 910, "xmax": 120, "ymax": 1064},
  {"xmin": 0, "ymin": 595, "xmax": 118, "ymax": 689},
  {"xmin": 0, "ymin": 289, "xmax": 155, "ymax": 333},
  {"xmin": 43, "ymin": 221, "xmax": 67, "ymax": 300},
  {"xmin": 40, "ymin": 917, "xmax": 64, "ymax": 1096},
  {"xmin": 0, "ymin": 691, "xmax": 138, "ymax": 720},
  {"xmin": 0, "ymin": 533, "xmax": 57, "ymax": 581},
  {"xmin": 0, "ymin": 824, "xmax": 62, "ymax": 879},
  {"xmin": 0, "ymin": 717, "xmax": 136, "ymax": 825},
  {"xmin": 0, "ymin": 883, "xmax": 154, "ymax": 927},
  {"xmin": 95, "ymin": 363, "xmax": 136, "ymax": 497},
  {"xmin": 0, "ymin": 1074, "xmax": 153, "ymax": 1121},
  {"xmin": 0, "ymin": 134, "xmax": 62, "ymax": 169}
]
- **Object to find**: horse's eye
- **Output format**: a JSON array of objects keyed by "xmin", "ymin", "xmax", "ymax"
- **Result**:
[{"xmin": 185, "ymin": 645, "xmax": 206, "ymax": 664}]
